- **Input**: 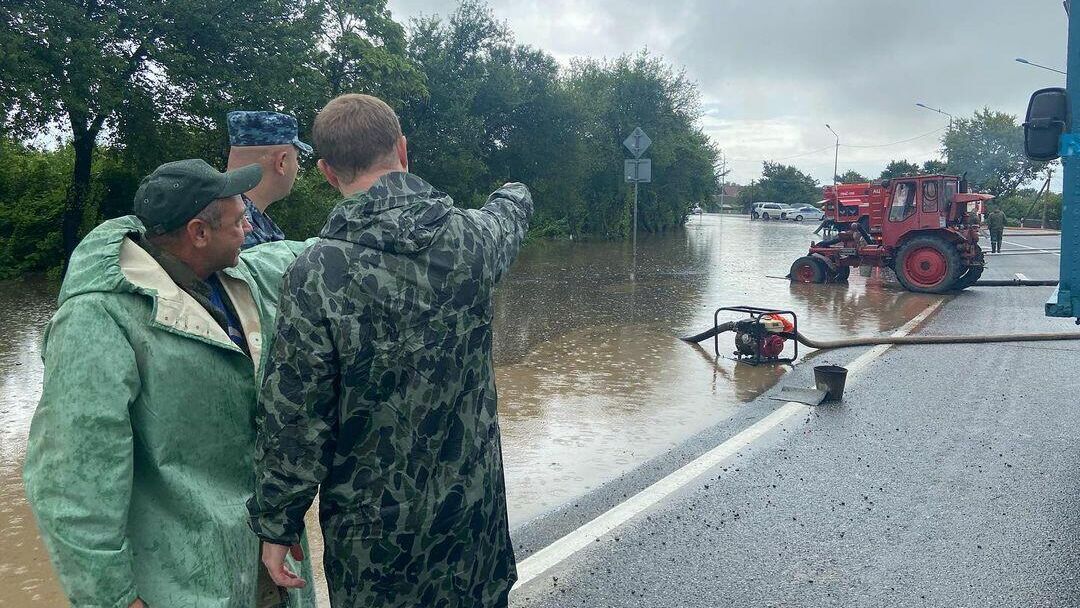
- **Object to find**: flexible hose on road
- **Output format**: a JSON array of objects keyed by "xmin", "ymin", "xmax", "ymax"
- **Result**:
[
  {"xmin": 679, "ymin": 324, "xmax": 1080, "ymax": 351},
  {"xmin": 972, "ymin": 279, "xmax": 1059, "ymax": 287}
]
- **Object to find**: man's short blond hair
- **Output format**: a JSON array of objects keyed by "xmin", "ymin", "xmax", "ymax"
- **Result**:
[{"xmin": 313, "ymin": 94, "xmax": 403, "ymax": 181}]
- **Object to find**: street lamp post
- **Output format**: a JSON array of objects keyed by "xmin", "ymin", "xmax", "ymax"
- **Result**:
[
  {"xmin": 915, "ymin": 102, "xmax": 954, "ymax": 127},
  {"xmin": 825, "ymin": 123, "xmax": 839, "ymax": 190},
  {"xmin": 1015, "ymin": 57, "xmax": 1067, "ymax": 75}
]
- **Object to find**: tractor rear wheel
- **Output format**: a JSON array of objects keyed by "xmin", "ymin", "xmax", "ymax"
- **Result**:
[
  {"xmin": 894, "ymin": 235, "xmax": 963, "ymax": 293},
  {"xmin": 953, "ymin": 265, "xmax": 984, "ymax": 290},
  {"xmin": 790, "ymin": 256, "xmax": 827, "ymax": 283},
  {"xmin": 831, "ymin": 266, "xmax": 851, "ymax": 283}
]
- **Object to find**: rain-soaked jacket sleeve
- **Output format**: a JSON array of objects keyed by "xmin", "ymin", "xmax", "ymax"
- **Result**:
[
  {"xmin": 248, "ymin": 254, "xmax": 340, "ymax": 546},
  {"xmin": 24, "ymin": 297, "xmax": 141, "ymax": 608},
  {"xmin": 472, "ymin": 182, "xmax": 534, "ymax": 283}
]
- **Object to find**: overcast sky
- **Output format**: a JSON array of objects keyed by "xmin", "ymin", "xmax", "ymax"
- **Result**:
[{"xmin": 387, "ymin": 0, "xmax": 1069, "ymax": 188}]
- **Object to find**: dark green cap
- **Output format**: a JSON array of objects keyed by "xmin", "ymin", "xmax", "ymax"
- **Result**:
[{"xmin": 134, "ymin": 159, "xmax": 262, "ymax": 236}]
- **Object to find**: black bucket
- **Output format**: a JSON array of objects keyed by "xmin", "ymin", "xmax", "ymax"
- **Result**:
[{"xmin": 813, "ymin": 365, "xmax": 848, "ymax": 402}]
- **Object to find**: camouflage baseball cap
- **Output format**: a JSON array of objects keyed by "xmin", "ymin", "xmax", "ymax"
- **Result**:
[
  {"xmin": 227, "ymin": 110, "xmax": 313, "ymax": 154},
  {"xmin": 134, "ymin": 159, "xmax": 262, "ymax": 236}
]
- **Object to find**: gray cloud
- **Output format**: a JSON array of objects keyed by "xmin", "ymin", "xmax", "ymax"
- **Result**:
[{"xmin": 388, "ymin": 0, "xmax": 1068, "ymax": 185}]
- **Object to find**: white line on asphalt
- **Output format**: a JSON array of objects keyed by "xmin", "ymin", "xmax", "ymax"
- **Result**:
[
  {"xmin": 1004, "ymin": 239, "xmax": 1061, "ymax": 257},
  {"xmin": 511, "ymin": 299, "xmax": 945, "ymax": 591},
  {"xmin": 1015, "ymin": 273, "xmax": 1029, "ymax": 281}
]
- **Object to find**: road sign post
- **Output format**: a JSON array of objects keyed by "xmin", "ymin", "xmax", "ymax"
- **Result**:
[{"xmin": 623, "ymin": 128, "xmax": 652, "ymax": 281}]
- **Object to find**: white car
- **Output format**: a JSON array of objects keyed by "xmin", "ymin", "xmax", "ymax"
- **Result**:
[
  {"xmin": 751, "ymin": 202, "xmax": 793, "ymax": 220},
  {"xmin": 788, "ymin": 205, "xmax": 825, "ymax": 222}
]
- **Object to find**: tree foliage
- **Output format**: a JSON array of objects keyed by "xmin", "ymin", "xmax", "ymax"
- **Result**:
[
  {"xmin": 836, "ymin": 170, "xmax": 869, "ymax": 184},
  {"xmin": 736, "ymin": 162, "xmax": 820, "ymax": 211},
  {"xmin": 0, "ymin": 0, "xmax": 719, "ymax": 277},
  {"xmin": 942, "ymin": 108, "xmax": 1044, "ymax": 198},
  {"xmin": 879, "ymin": 160, "xmax": 921, "ymax": 180}
]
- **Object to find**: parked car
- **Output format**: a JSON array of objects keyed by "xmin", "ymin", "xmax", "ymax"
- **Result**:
[
  {"xmin": 788, "ymin": 205, "xmax": 825, "ymax": 222},
  {"xmin": 751, "ymin": 202, "xmax": 793, "ymax": 220}
]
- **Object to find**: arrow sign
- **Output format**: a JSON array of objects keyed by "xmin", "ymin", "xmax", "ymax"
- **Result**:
[{"xmin": 623, "ymin": 127, "xmax": 652, "ymax": 158}]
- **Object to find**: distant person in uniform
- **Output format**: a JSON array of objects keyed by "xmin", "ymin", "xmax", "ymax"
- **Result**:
[
  {"xmin": 986, "ymin": 205, "xmax": 1006, "ymax": 253},
  {"xmin": 227, "ymin": 111, "xmax": 312, "ymax": 248}
]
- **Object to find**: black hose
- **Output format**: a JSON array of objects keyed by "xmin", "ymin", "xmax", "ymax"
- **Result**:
[
  {"xmin": 680, "ymin": 323, "xmax": 1080, "ymax": 351},
  {"xmin": 973, "ymin": 279, "xmax": 1059, "ymax": 287},
  {"xmin": 680, "ymin": 321, "xmax": 735, "ymax": 344},
  {"xmin": 784, "ymin": 330, "xmax": 1080, "ymax": 350}
]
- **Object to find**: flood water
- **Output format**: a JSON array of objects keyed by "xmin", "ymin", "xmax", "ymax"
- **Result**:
[{"xmin": 0, "ymin": 215, "xmax": 938, "ymax": 605}]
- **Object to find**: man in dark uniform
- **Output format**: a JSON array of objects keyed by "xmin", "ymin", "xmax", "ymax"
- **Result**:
[
  {"xmin": 986, "ymin": 204, "xmax": 1007, "ymax": 253},
  {"xmin": 226, "ymin": 111, "xmax": 313, "ymax": 248}
]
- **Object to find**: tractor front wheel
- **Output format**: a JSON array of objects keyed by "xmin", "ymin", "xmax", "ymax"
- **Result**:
[
  {"xmin": 790, "ymin": 256, "xmax": 827, "ymax": 283},
  {"xmin": 831, "ymin": 266, "xmax": 851, "ymax": 283},
  {"xmin": 894, "ymin": 235, "xmax": 962, "ymax": 293}
]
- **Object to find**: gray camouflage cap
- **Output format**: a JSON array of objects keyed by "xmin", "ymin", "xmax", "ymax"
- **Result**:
[{"xmin": 227, "ymin": 110, "xmax": 313, "ymax": 154}]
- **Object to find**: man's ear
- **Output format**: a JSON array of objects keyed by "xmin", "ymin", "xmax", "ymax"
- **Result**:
[
  {"xmin": 317, "ymin": 159, "xmax": 340, "ymax": 189},
  {"xmin": 186, "ymin": 218, "xmax": 211, "ymax": 249},
  {"xmin": 397, "ymin": 136, "xmax": 408, "ymax": 172},
  {"xmin": 275, "ymin": 149, "xmax": 290, "ymax": 176}
]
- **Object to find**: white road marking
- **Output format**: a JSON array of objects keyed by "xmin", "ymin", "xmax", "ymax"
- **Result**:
[
  {"xmin": 1004, "ymin": 239, "xmax": 1061, "ymax": 257},
  {"xmin": 511, "ymin": 300, "xmax": 944, "ymax": 591},
  {"xmin": 1015, "ymin": 273, "xmax": 1030, "ymax": 281}
]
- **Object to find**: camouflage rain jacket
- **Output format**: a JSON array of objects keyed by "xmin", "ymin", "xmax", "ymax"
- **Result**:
[
  {"xmin": 24, "ymin": 216, "xmax": 316, "ymax": 608},
  {"xmin": 248, "ymin": 172, "xmax": 533, "ymax": 607}
]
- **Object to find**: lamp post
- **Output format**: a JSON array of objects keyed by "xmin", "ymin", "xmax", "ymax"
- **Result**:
[
  {"xmin": 915, "ymin": 102, "xmax": 954, "ymax": 127},
  {"xmin": 825, "ymin": 123, "xmax": 839, "ymax": 188},
  {"xmin": 1015, "ymin": 57, "xmax": 1067, "ymax": 75}
]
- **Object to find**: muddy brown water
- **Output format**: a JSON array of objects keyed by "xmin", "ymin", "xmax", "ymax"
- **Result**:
[{"xmin": 0, "ymin": 215, "xmax": 936, "ymax": 605}]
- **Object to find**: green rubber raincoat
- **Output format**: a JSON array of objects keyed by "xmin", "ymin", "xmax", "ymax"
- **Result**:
[{"xmin": 23, "ymin": 216, "xmax": 317, "ymax": 608}]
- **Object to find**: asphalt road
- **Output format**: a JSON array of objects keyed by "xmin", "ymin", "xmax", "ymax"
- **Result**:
[
  {"xmin": 509, "ymin": 234, "xmax": 1079, "ymax": 607},
  {"xmin": 986, "ymin": 230, "xmax": 1062, "ymax": 281}
]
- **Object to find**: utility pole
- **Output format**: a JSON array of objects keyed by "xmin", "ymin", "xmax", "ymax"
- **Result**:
[{"xmin": 826, "ymin": 123, "xmax": 839, "ymax": 198}]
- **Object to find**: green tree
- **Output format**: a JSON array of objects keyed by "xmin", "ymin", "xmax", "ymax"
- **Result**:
[
  {"xmin": 836, "ymin": 170, "xmax": 869, "ymax": 184},
  {"xmin": 737, "ymin": 162, "xmax": 819, "ymax": 211},
  {"xmin": 879, "ymin": 160, "xmax": 921, "ymax": 180},
  {"xmin": 921, "ymin": 159, "xmax": 948, "ymax": 174},
  {"xmin": 316, "ymin": 0, "xmax": 426, "ymax": 108},
  {"xmin": 0, "ymin": 0, "xmax": 324, "ymax": 270},
  {"xmin": 942, "ymin": 108, "xmax": 1043, "ymax": 198}
]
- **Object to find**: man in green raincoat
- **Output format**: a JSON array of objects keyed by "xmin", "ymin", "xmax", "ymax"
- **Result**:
[
  {"xmin": 248, "ymin": 94, "xmax": 532, "ymax": 607},
  {"xmin": 24, "ymin": 160, "xmax": 316, "ymax": 608}
]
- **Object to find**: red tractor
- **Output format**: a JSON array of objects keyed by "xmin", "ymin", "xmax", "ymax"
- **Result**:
[{"xmin": 789, "ymin": 174, "xmax": 993, "ymax": 293}]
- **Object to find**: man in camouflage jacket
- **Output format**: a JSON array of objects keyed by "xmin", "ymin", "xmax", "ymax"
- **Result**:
[{"xmin": 248, "ymin": 94, "xmax": 533, "ymax": 607}]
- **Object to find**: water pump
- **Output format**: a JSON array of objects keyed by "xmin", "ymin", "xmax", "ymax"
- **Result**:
[{"xmin": 711, "ymin": 306, "xmax": 798, "ymax": 365}]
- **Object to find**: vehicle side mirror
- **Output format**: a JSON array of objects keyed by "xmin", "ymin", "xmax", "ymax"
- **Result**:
[{"xmin": 1023, "ymin": 87, "xmax": 1069, "ymax": 162}]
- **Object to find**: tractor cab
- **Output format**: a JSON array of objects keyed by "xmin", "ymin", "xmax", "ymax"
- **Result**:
[{"xmin": 878, "ymin": 175, "xmax": 984, "ymax": 246}]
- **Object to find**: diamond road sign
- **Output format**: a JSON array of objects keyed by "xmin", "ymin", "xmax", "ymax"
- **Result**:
[
  {"xmin": 625, "ymin": 158, "xmax": 652, "ymax": 183},
  {"xmin": 623, "ymin": 127, "xmax": 652, "ymax": 158}
]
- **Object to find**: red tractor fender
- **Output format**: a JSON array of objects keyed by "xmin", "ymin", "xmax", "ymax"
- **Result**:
[{"xmin": 895, "ymin": 228, "xmax": 967, "ymax": 250}]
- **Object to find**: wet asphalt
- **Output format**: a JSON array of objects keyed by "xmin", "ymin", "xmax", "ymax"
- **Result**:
[{"xmin": 509, "ymin": 231, "xmax": 1080, "ymax": 607}]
